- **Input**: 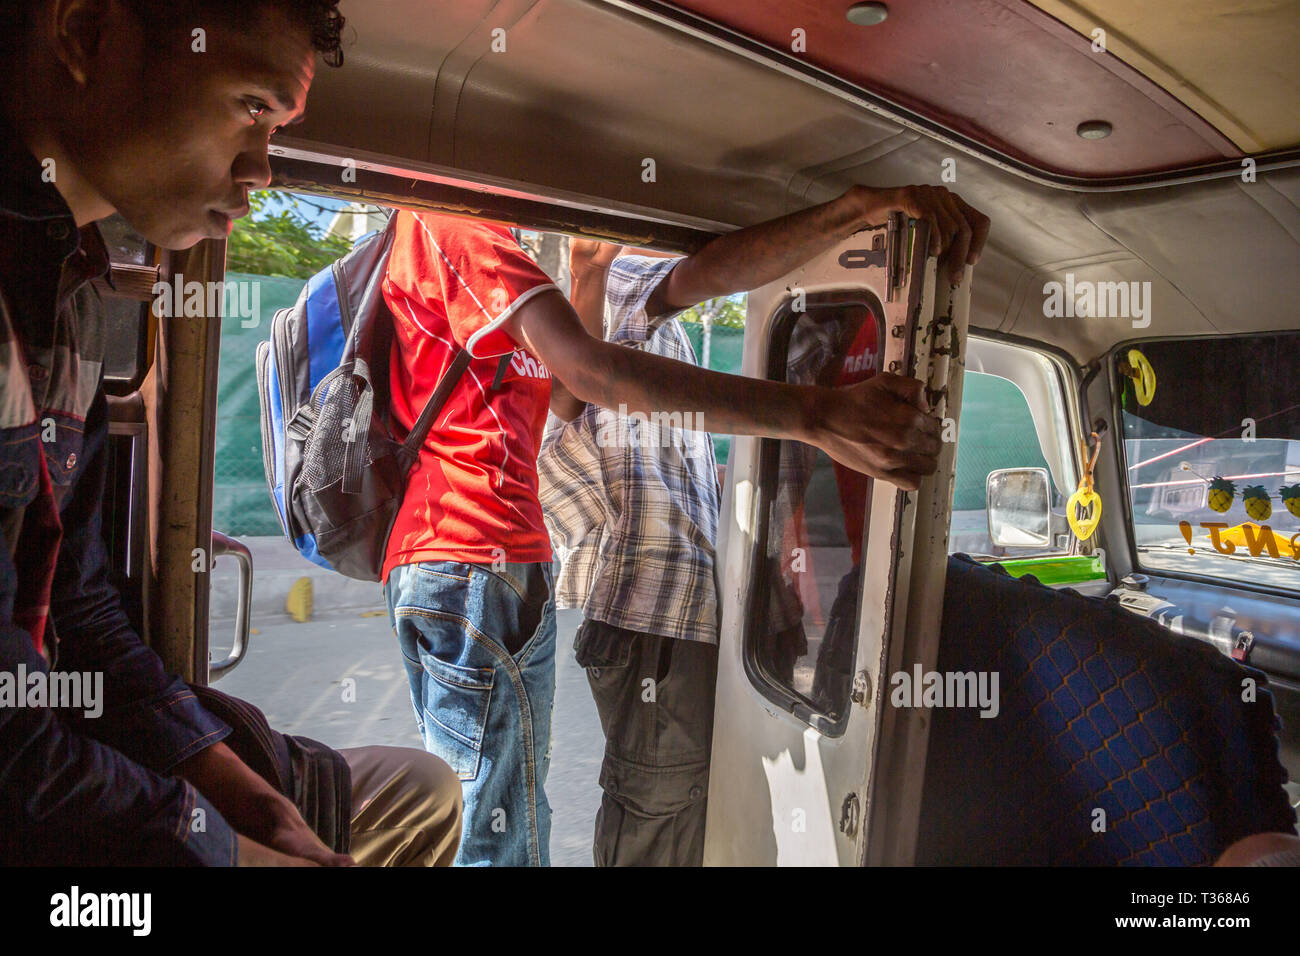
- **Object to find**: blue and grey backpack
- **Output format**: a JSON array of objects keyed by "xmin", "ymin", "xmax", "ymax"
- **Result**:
[{"xmin": 255, "ymin": 213, "xmax": 472, "ymax": 581}]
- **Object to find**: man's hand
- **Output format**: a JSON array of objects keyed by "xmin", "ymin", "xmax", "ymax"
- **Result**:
[
  {"xmin": 656, "ymin": 183, "xmax": 989, "ymax": 311},
  {"xmin": 177, "ymin": 742, "xmax": 354, "ymax": 866},
  {"xmin": 236, "ymin": 834, "xmax": 325, "ymax": 867},
  {"xmin": 846, "ymin": 184, "xmax": 990, "ymax": 286},
  {"xmin": 259, "ymin": 798, "xmax": 355, "ymax": 866},
  {"xmin": 807, "ymin": 373, "xmax": 943, "ymax": 490}
]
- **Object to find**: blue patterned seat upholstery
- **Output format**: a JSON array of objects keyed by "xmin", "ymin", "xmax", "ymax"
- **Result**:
[{"xmin": 915, "ymin": 555, "xmax": 1296, "ymax": 865}]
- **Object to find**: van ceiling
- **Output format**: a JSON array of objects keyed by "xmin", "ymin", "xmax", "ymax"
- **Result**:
[
  {"xmin": 1027, "ymin": 0, "xmax": 1300, "ymax": 156},
  {"xmin": 276, "ymin": 0, "xmax": 1300, "ymax": 364}
]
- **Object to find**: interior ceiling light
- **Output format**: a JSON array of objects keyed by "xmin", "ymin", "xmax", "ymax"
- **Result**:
[
  {"xmin": 846, "ymin": 3, "xmax": 889, "ymax": 27},
  {"xmin": 1076, "ymin": 120, "xmax": 1113, "ymax": 139}
]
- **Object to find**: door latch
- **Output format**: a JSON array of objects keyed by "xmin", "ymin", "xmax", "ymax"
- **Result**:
[
  {"xmin": 839, "ymin": 792, "xmax": 861, "ymax": 838},
  {"xmin": 850, "ymin": 669, "xmax": 872, "ymax": 705}
]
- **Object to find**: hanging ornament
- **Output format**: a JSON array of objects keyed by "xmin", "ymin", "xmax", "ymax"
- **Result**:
[
  {"xmin": 1067, "ymin": 432, "xmax": 1103, "ymax": 541},
  {"xmin": 1118, "ymin": 348, "xmax": 1157, "ymax": 406}
]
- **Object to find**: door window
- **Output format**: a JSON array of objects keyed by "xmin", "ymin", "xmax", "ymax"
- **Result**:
[{"xmin": 744, "ymin": 291, "xmax": 882, "ymax": 732}]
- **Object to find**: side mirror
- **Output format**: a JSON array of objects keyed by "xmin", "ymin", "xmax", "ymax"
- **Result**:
[{"xmin": 987, "ymin": 467, "xmax": 1052, "ymax": 548}]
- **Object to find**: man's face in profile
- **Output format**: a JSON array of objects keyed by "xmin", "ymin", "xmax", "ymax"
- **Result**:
[{"xmin": 61, "ymin": 2, "xmax": 317, "ymax": 249}]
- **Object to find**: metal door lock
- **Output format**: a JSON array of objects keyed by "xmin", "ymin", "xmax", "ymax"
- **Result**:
[
  {"xmin": 851, "ymin": 669, "xmax": 872, "ymax": 705},
  {"xmin": 839, "ymin": 792, "xmax": 860, "ymax": 837}
]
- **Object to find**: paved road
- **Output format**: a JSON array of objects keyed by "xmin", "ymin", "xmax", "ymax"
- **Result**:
[{"xmin": 210, "ymin": 605, "xmax": 603, "ymax": 867}]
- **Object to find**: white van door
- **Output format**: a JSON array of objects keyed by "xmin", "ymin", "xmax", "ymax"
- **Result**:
[{"xmin": 703, "ymin": 218, "xmax": 971, "ymax": 865}]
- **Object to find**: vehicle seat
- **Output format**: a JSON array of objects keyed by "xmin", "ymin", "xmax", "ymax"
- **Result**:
[{"xmin": 914, "ymin": 554, "xmax": 1296, "ymax": 865}]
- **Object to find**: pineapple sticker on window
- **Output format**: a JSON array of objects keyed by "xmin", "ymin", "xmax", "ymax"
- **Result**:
[
  {"xmin": 1282, "ymin": 484, "xmax": 1300, "ymax": 520},
  {"xmin": 1207, "ymin": 476, "xmax": 1236, "ymax": 514},
  {"xmin": 1242, "ymin": 485, "xmax": 1273, "ymax": 522}
]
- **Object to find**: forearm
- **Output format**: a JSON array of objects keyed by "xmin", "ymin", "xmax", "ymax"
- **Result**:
[
  {"xmin": 176, "ymin": 740, "xmax": 294, "ymax": 840},
  {"xmin": 664, "ymin": 187, "xmax": 873, "ymax": 308},
  {"xmin": 548, "ymin": 377, "xmax": 586, "ymax": 421},
  {"xmin": 514, "ymin": 287, "xmax": 818, "ymax": 443},
  {"xmin": 53, "ymin": 389, "xmax": 232, "ymax": 770},
  {"xmin": 568, "ymin": 262, "xmax": 609, "ymax": 337},
  {"xmin": 513, "ymin": 287, "xmax": 942, "ymax": 491},
  {"xmin": 572, "ymin": 337, "xmax": 817, "ymax": 443},
  {"xmin": 548, "ymin": 261, "xmax": 610, "ymax": 420}
]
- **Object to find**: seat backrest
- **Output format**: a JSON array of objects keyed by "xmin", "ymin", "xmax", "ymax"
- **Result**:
[{"xmin": 916, "ymin": 555, "xmax": 1296, "ymax": 866}]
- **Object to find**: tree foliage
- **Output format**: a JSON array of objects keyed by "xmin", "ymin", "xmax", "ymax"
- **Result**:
[
  {"xmin": 679, "ymin": 294, "xmax": 747, "ymax": 328},
  {"xmin": 226, "ymin": 190, "xmax": 356, "ymax": 278}
]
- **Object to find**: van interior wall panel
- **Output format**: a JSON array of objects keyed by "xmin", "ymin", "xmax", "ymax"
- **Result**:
[
  {"xmin": 292, "ymin": 1, "xmax": 500, "ymax": 165},
  {"xmin": 142, "ymin": 242, "xmax": 225, "ymax": 681},
  {"xmin": 452, "ymin": 1, "xmax": 912, "ymax": 225},
  {"xmin": 1078, "ymin": 172, "xmax": 1300, "ymax": 335}
]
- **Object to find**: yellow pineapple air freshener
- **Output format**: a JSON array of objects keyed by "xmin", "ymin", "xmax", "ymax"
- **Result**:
[{"xmin": 1067, "ymin": 432, "xmax": 1103, "ymax": 541}]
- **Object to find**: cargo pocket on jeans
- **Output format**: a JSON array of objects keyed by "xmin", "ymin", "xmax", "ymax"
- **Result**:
[
  {"xmin": 420, "ymin": 654, "xmax": 494, "ymax": 782},
  {"xmin": 573, "ymin": 621, "xmax": 634, "ymax": 676},
  {"xmin": 599, "ymin": 752, "xmax": 710, "ymax": 818}
]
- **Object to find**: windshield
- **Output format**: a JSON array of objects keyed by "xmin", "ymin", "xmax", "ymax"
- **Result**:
[{"xmin": 1120, "ymin": 334, "xmax": 1300, "ymax": 593}]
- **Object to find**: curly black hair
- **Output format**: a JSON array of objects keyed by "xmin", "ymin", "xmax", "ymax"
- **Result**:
[{"xmin": 282, "ymin": 0, "xmax": 347, "ymax": 67}]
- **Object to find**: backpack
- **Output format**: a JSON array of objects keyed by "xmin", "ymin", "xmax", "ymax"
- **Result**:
[{"xmin": 255, "ymin": 214, "xmax": 478, "ymax": 581}]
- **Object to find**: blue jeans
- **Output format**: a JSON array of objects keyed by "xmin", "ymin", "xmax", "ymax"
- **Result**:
[{"xmin": 386, "ymin": 560, "xmax": 556, "ymax": 866}]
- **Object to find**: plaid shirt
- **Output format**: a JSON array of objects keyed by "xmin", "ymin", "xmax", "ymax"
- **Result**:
[{"xmin": 538, "ymin": 255, "xmax": 721, "ymax": 643}]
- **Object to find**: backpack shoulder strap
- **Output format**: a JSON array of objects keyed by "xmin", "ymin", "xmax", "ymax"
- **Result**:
[
  {"xmin": 491, "ymin": 353, "xmax": 511, "ymax": 391},
  {"xmin": 399, "ymin": 348, "xmax": 472, "ymax": 466}
]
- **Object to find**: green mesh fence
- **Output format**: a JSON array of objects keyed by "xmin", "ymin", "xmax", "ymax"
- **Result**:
[
  {"xmin": 212, "ymin": 273, "xmax": 305, "ymax": 536},
  {"xmin": 679, "ymin": 323, "xmax": 746, "ymax": 468},
  {"xmin": 952, "ymin": 373, "xmax": 1053, "ymax": 510}
]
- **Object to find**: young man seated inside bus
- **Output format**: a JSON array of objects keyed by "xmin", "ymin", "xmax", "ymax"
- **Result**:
[{"xmin": 0, "ymin": 0, "xmax": 462, "ymax": 866}]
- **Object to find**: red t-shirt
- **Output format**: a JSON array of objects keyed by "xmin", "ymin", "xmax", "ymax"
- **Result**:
[
  {"xmin": 831, "ymin": 310, "xmax": 879, "ymax": 566},
  {"xmin": 381, "ymin": 210, "xmax": 557, "ymax": 579}
]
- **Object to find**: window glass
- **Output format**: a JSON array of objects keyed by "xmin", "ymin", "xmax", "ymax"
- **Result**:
[
  {"xmin": 98, "ymin": 213, "xmax": 151, "ymax": 265},
  {"xmin": 746, "ymin": 294, "xmax": 880, "ymax": 730},
  {"xmin": 1121, "ymin": 335, "xmax": 1299, "ymax": 593},
  {"xmin": 95, "ymin": 214, "xmax": 152, "ymax": 392},
  {"xmin": 950, "ymin": 372, "xmax": 1063, "ymax": 557},
  {"xmin": 100, "ymin": 297, "xmax": 149, "ymax": 391}
]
